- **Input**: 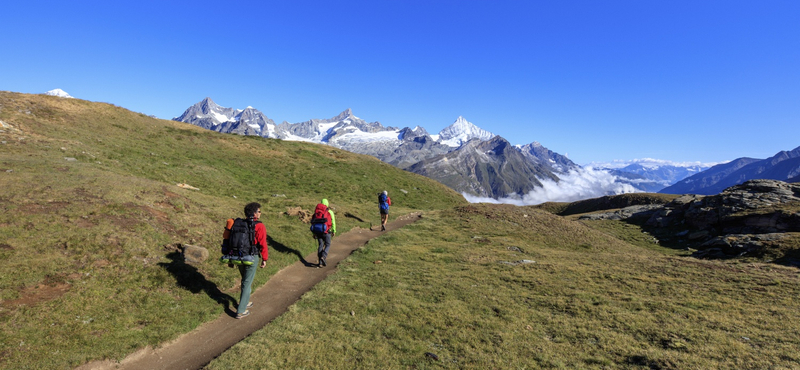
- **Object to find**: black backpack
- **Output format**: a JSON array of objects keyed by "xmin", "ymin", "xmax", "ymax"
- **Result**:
[{"xmin": 220, "ymin": 218, "xmax": 261, "ymax": 265}]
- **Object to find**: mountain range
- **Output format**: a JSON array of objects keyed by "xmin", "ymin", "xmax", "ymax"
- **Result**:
[
  {"xmin": 172, "ymin": 97, "xmax": 800, "ymax": 199},
  {"xmin": 661, "ymin": 146, "xmax": 800, "ymax": 195},
  {"xmin": 588, "ymin": 159, "xmax": 715, "ymax": 193},
  {"xmin": 173, "ymin": 98, "xmax": 579, "ymax": 199},
  {"xmin": 29, "ymin": 92, "xmax": 786, "ymax": 200}
]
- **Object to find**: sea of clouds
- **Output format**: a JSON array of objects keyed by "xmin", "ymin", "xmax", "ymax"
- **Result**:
[{"xmin": 462, "ymin": 167, "xmax": 640, "ymax": 206}]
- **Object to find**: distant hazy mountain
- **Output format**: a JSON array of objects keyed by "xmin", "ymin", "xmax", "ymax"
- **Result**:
[
  {"xmin": 661, "ymin": 146, "xmax": 800, "ymax": 195},
  {"xmin": 589, "ymin": 159, "xmax": 714, "ymax": 192}
]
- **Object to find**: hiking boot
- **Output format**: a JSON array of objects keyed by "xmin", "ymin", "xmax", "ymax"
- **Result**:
[
  {"xmin": 236, "ymin": 310, "xmax": 250, "ymax": 319},
  {"xmin": 321, "ymin": 258, "xmax": 327, "ymax": 267},
  {"xmin": 246, "ymin": 301, "xmax": 253, "ymax": 309},
  {"xmin": 381, "ymin": 225, "xmax": 386, "ymax": 231}
]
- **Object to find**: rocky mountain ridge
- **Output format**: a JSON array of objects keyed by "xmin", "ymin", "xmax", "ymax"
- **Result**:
[
  {"xmin": 407, "ymin": 136, "xmax": 565, "ymax": 198},
  {"xmin": 173, "ymin": 98, "xmax": 798, "ymax": 200},
  {"xmin": 174, "ymin": 98, "xmax": 576, "ymax": 198}
]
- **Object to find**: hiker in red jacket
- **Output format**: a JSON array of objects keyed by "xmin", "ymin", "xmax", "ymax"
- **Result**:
[{"xmin": 223, "ymin": 202, "xmax": 268, "ymax": 319}]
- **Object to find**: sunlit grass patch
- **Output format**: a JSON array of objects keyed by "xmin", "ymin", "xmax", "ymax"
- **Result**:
[
  {"xmin": 209, "ymin": 206, "xmax": 800, "ymax": 369},
  {"xmin": 0, "ymin": 91, "xmax": 466, "ymax": 369}
]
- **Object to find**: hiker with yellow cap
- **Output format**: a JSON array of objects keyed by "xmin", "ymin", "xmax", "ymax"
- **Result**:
[{"xmin": 310, "ymin": 199, "xmax": 336, "ymax": 267}]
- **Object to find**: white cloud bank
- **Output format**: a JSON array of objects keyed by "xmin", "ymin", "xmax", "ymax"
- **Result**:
[{"xmin": 463, "ymin": 167, "xmax": 640, "ymax": 206}]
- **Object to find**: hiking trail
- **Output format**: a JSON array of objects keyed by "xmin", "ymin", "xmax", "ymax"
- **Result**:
[{"xmin": 77, "ymin": 212, "xmax": 423, "ymax": 370}]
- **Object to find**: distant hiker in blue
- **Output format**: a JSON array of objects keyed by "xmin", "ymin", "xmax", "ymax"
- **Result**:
[
  {"xmin": 310, "ymin": 199, "xmax": 336, "ymax": 267},
  {"xmin": 378, "ymin": 190, "xmax": 391, "ymax": 231}
]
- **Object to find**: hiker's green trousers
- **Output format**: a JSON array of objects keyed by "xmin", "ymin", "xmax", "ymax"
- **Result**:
[{"xmin": 237, "ymin": 260, "xmax": 259, "ymax": 314}]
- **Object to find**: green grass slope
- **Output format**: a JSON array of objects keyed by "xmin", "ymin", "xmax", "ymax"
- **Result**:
[
  {"xmin": 209, "ymin": 204, "xmax": 800, "ymax": 369},
  {"xmin": 3, "ymin": 91, "xmax": 800, "ymax": 369},
  {"xmin": 0, "ymin": 91, "xmax": 466, "ymax": 369}
]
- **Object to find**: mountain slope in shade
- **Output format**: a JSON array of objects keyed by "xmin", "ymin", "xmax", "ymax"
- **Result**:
[
  {"xmin": 661, "ymin": 146, "xmax": 800, "ymax": 195},
  {"xmin": 660, "ymin": 158, "xmax": 762, "ymax": 195},
  {"xmin": 406, "ymin": 136, "xmax": 560, "ymax": 198},
  {"xmin": 517, "ymin": 142, "xmax": 578, "ymax": 173}
]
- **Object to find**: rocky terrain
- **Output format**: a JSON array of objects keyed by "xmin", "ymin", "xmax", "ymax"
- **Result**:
[{"xmin": 579, "ymin": 180, "xmax": 800, "ymax": 265}]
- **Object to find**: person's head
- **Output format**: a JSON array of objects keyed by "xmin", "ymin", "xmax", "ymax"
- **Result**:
[
  {"xmin": 321, "ymin": 199, "xmax": 329, "ymax": 206},
  {"xmin": 244, "ymin": 202, "xmax": 261, "ymax": 219},
  {"xmin": 382, "ymin": 190, "xmax": 387, "ymax": 196}
]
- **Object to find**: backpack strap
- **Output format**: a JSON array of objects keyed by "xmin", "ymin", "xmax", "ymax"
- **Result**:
[{"xmin": 245, "ymin": 219, "xmax": 262, "ymax": 256}]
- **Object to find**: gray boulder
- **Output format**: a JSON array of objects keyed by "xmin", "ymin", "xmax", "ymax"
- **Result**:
[{"xmin": 182, "ymin": 244, "xmax": 209, "ymax": 264}]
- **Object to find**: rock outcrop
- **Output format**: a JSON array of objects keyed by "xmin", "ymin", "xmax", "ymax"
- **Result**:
[
  {"xmin": 645, "ymin": 180, "xmax": 800, "ymax": 259},
  {"xmin": 646, "ymin": 180, "xmax": 800, "ymax": 234},
  {"xmin": 577, "ymin": 180, "xmax": 800, "ymax": 261}
]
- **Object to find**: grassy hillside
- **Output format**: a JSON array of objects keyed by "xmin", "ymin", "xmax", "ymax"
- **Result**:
[
  {"xmin": 209, "ymin": 205, "xmax": 800, "ymax": 369},
  {"xmin": 2, "ymin": 91, "xmax": 799, "ymax": 369},
  {"xmin": 0, "ymin": 92, "xmax": 466, "ymax": 369}
]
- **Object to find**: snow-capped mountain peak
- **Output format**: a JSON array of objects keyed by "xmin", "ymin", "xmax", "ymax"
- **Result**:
[
  {"xmin": 437, "ymin": 116, "xmax": 495, "ymax": 147},
  {"xmin": 173, "ymin": 98, "xmax": 276, "ymax": 136},
  {"xmin": 330, "ymin": 108, "xmax": 357, "ymax": 122},
  {"xmin": 44, "ymin": 89, "xmax": 73, "ymax": 98}
]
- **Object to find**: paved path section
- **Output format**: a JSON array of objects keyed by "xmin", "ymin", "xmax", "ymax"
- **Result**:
[{"xmin": 77, "ymin": 213, "xmax": 422, "ymax": 370}]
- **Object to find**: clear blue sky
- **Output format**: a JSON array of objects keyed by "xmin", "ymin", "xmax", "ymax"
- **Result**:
[{"xmin": 2, "ymin": 0, "xmax": 798, "ymax": 164}]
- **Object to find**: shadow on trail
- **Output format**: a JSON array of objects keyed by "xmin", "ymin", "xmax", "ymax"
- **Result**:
[
  {"xmin": 268, "ymin": 235, "xmax": 316, "ymax": 267},
  {"xmin": 344, "ymin": 212, "xmax": 366, "ymax": 222},
  {"xmin": 158, "ymin": 252, "xmax": 237, "ymax": 309}
]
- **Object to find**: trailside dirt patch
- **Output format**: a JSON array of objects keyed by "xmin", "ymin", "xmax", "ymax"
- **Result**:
[{"xmin": 76, "ymin": 212, "xmax": 422, "ymax": 370}]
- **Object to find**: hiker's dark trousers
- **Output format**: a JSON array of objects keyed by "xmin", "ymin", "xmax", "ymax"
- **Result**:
[{"xmin": 317, "ymin": 233, "xmax": 332, "ymax": 260}]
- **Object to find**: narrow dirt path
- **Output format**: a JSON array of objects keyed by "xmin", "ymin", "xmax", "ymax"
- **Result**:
[{"xmin": 77, "ymin": 213, "xmax": 422, "ymax": 370}]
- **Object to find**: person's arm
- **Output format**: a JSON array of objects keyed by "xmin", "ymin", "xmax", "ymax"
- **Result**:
[
  {"xmin": 223, "ymin": 218, "xmax": 234, "ymax": 238},
  {"xmin": 329, "ymin": 210, "xmax": 336, "ymax": 235},
  {"xmin": 255, "ymin": 223, "xmax": 268, "ymax": 267}
]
